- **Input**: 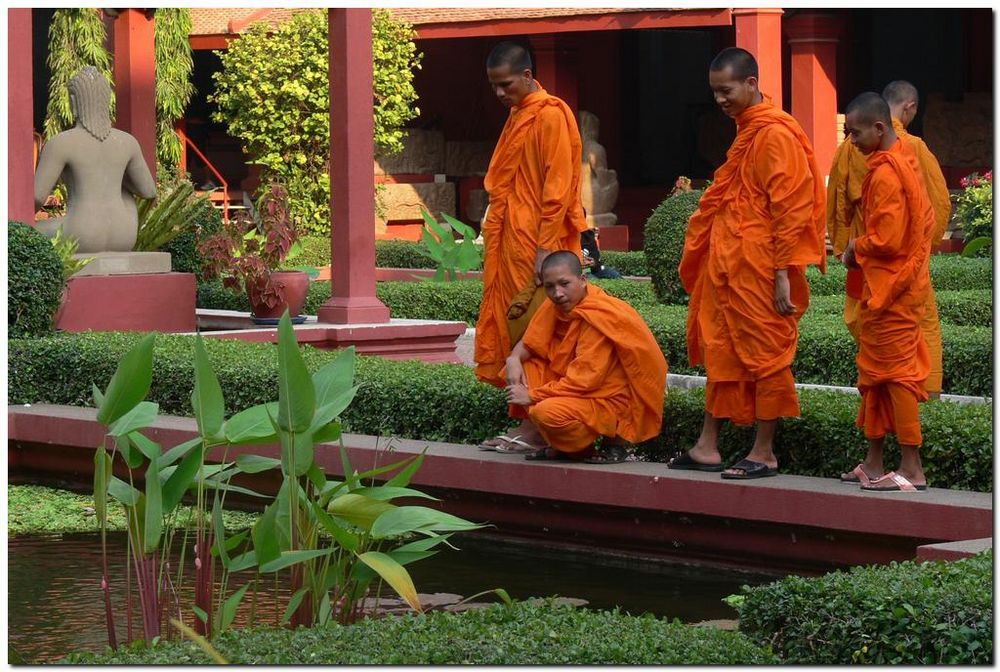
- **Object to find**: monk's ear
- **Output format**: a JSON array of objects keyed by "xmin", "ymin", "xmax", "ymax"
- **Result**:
[
  {"xmin": 745, "ymin": 75, "xmax": 759, "ymax": 92},
  {"xmin": 521, "ymin": 68, "xmax": 533, "ymax": 81}
]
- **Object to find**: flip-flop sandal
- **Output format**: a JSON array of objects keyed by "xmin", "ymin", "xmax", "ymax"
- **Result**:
[
  {"xmin": 495, "ymin": 436, "xmax": 547, "ymax": 455},
  {"xmin": 860, "ymin": 471, "xmax": 927, "ymax": 492},
  {"xmin": 524, "ymin": 446, "xmax": 568, "ymax": 461},
  {"xmin": 840, "ymin": 463, "xmax": 882, "ymax": 486},
  {"xmin": 478, "ymin": 433, "xmax": 520, "ymax": 451},
  {"xmin": 583, "ymin": 443, "xmax": 629, "ymax": 464},
  {"xmin": 667, "ymin": 450, "xmax": 724, "ymax": 472},
  {"xmin": 720, "ymin": 458, "xmax": 778, "ymax": 480}
]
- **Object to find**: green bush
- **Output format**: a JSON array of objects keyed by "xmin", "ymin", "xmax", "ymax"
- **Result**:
[
  {"xmin": 9, "ymin": 332, "xmax": 992, "ymax": 491},
  {"xmin": 643, "ymin": 190, "xmax": 703, "ymax": 304},
  {"xmin": 804, "ymin": 255, "xmax": 992, "ymax": 297},
  {"xmin": 809, "ymin": 290, "xmax": 992, "ymax": 328},
  {"xmin": 65, "ymin": 600, "xmax": 777, "ymax": 665},
  {"xmin": 162, "ymin": 196, "xmax": 223, "ymax": 277},
  {"xmin": 600, "ymin": 250, "xmax": 647, "ymax": 276},
  {"xmin": 8, "ymin": 221, "xmax": 65, "ymax": 338},
  {"xmin": 377, "ymin": 239, "xmax": 438, "ymax": 269},
  {"xmin": 736, "ymin": 551, "xmax": 993, "ymax": 664}
]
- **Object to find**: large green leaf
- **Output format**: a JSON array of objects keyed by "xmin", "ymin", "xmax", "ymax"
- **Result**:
[
  {"xmin": 143, "ymin": 455, "xmax": 163, "ymax": 554},
  {"xmin": 216, "ymin": 583, "xmax": 250, "ymax": 635},
  {"xmin": 227, "ymin": 550, "xmax": 258, "ymax": 573},
  {"xmin": 126, "ymin": 430, "xmax": 161, "ymax": 461},
  {"xmin": 350, "ymin": 486, "xmax": 438, "ymax": 502},
  {"xmin": 276, "ymin": 312, "xmax": 315, "ymax": 433},
  {"xmin": 107, "ymin": 402, "xmax": 159, "ymax": 438},
  {"xmin": 92, "ymin": 383, "xmax": 104, "ymax": 409},
  {"xmin": 311, "ymin": 501, "xmax": 359, "ymax": 552},
  {"xmin": 93, "ymin": 446, "xmax": 112, "ymax": 525},
  {"xmin": 328, "ymin": 493, "xmax": 395, "ymax": 531},
  {"xmin": 357, "ymin": 551, "xmax": 421, "ymax": 613},
  {"xmin": 225, "ymin": 403, "xmax": 280, "ymax": 444},
  {"xmin": 384, "ymin": 453, "xmax": 425, "ymax": 488},
  {"xmin": 161, "ymin": 442, "xmax": 204, "ymax": 513},
  {"xmin": 235, "ymin": 454, "xmax": 282, "ymax": 474},
  {"xmin": 212, "ymin": 498, "xmax": 230, "ymax": 568},
  {"xmin": 107, "ymin": 476, "xmax": 140, "ymax": 506},
  {"xmin": 387, "ymin": 550, "xmax": 437, "ymax": 567},
  {"xmin": 394, "ymin": 533, "xmax": 453, "ymax": 554},
  {"xmin": 191, "ymin": 335, "xmax": 225, "ymax": 440},
  {"xmin": 252, "ymin": 503, "xmax": 281, "ymax": 567},
  {"xmin": 280, "ymin": 430, "xmax": 314, "ymax": 478},
  {"xmin": 311, "ymin": 420, "xmax": 342, "ymax": 445},
  {"xmin": 370, "ymin": 506, "xmax": 483, "ymax": 540},
  {"xmin": 114, "ymin": 434, "xmax": 145, "ymax": 470},
  {"xmin": 281, "ymin": 587, "xmax": 309, "ymax": 625},
  {"xmin": 311, "ymin": 346, "xmax": 356, "ymax": 408},
  {"xmin": 96, "ymin": 333, "xmax": 156, "ymax": 426},
  {"xmin": 309, "ymin": 386, "xmax": 359, "ymax": 434},
  {"xmin": 259, "ymin": 548, "xmax": 335, "ymax": 573},
  {"xmin": 161, "ymin": 436, "xmax": 203, "ymax": 466}
]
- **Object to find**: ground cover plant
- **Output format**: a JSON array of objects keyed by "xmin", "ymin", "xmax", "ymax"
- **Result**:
[
  {"xmin": 736, "ymin": 550, "xmax": 993, "ymax": 664},
  {"xmin": 10, "ymin": 332, "xmax": 991, "ymax": 492},
  {"xmin": 63, "ymin": 600, "xmax": 778, "ymax": 665}
]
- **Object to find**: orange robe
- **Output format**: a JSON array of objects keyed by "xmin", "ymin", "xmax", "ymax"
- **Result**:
[
  {"xmin": 855, "ymin": 138, "xmax": 935, "ymax": 445},
  {"xmin": 678, "ymin": 101, "xmax": 826, "ymax": 426},
  {"xmin": 517, "ymin": 284, "xmax": 667, "ymax": 452},
  {"xmin": 826, "ymin": 117, "xmax": 950, "ymax": 393},
  {"xmin": 475, "ymin": 85, "xmax": 588, "ymax": 388}
]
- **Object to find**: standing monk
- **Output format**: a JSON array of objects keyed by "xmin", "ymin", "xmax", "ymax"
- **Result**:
[
  {"xmin": 827, "ymin": 80, "xmax": 951, "ymax": 399},
  {"xmin": 840, "ymin": 92, "xmax": 934, "ymax": 491},
  {"xmin": 476, "ymin": 42, "xmax": 588, "ymax": 450},
  {"xmin": 668, "ymin": 48, "xmax": 826, "ymax": 478}
]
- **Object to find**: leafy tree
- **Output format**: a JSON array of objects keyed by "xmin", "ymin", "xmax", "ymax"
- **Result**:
[
  {"xmin": 210, "ymin": 9, "xmax": 422, "ymax": 235},
  {"xmin": 153, "ymin": 8, "xmax": 195, "ymax": 169}
]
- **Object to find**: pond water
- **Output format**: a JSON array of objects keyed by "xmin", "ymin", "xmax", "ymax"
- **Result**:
[{"xmin": 8, "ymin": 531, "xmax": 781, "ymax": 663}]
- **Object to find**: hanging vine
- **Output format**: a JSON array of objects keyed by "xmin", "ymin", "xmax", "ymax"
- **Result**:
[
  {"xmin": 43, "ymin": 8, "xmax": 115, "ymax": 139},
  {"xmin": 154, "ymin": 8, "xmax": 195, "ymax": 170}
]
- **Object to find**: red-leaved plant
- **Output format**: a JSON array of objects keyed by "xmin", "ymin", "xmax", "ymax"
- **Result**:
[{"xmin": 199, "ymin": 182, "xmax": 303, "ymax": 310}]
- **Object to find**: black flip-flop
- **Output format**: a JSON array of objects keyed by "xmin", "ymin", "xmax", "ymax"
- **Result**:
[
  {"xmin": 583, "ymin": 443, "xmax": 628, "ymax": 464},
  {"xmin": 720, "ymin": 458, "xmax": 778, "ymax": 479},
  {"xmin": 667, "ymin": 450, "xmax": 724, "ymax": 472},
  {"xmin": 524, "ymin": 446, "xmax": 568, "ymax": 461}
]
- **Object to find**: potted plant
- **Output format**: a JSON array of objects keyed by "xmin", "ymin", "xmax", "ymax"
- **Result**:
[{"xmin": 199, "ymin": 182, "xmax": 312, "ymax": 323}]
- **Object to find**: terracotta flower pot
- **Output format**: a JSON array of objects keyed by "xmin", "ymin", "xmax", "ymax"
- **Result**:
[{"xmin": 248, "ymin": 270, "xmax": 310, "ymax": 320}]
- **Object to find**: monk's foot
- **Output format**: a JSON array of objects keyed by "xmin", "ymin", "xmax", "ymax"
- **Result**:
[
  {"xmin": 860, "ymin": 470, "xmax": 927, "ymax": 492},
  {"xmin": 839, "ymin": 461, "xmax": 884, "ymax": 485},
  {"xmin": 478, "ymin": 431, "xmax": 523, "ymax": 450},
  {"xmin": 721, "ymin": 452, "xmax": 778, "ymax": 479},
  {"xmin": 668, "ymin": 448, "xmax": 723, "ymax": 472},
  {"xmin": 678, "ymin": 443, "xmax": 722, "ymax": 465}
]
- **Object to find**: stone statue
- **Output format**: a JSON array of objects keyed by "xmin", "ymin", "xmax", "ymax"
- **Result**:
[
  {"xmin": 578, "ymin": 110, "xmax": 619, "ymax": 228},
  {"xmin": 34, "ymin": 66, "xmax": 156, "ymax": 253}
]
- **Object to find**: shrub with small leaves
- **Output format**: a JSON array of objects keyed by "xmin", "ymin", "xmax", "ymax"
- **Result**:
[
  {"xmin": 8, "ymin": 221, "xmax": 65, "ymax": 338},
  {"xmin": 599, "ymin": 250, "xmax": 648, "ymax": 276},
  {"xmin": 644, "ymin": 189, "xmax": 703, "ymax": 304}
]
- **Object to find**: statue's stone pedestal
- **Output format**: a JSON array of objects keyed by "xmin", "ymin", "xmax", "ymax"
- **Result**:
[
  {"xmin": 586, "ymin": 213, "xmax": 618, "ymax": 228},
  {"xmin": 72, "ymin": 251, "xmax": 172, "ymax": 276},
  {"xmin": 55, "ymin": 272, "xmax": 196, "ymax": 333}
]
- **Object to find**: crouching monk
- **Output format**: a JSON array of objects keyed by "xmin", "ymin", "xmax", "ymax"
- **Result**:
[{"xmin": 499, "ymin": 251, "xmax": 668, "ymax": 463}]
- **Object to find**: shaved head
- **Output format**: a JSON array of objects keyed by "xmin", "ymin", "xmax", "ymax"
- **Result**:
[
  {"xmin": 541, "ymin": 250, "xmax": 583, "ymax": 276},
  {"xmin": 709, "ymin": 47, "xmax": 758, "ymax": 80},
  {"xmin": 882, "ymin": 80, "xmax": 918, "ymax": 107},
  {"xmin": 845, "ymin": 92, "xmax": 892, "ymax": 126},
  {"xmin": 486, "ymin": 41, "xmax": 533, "ymax": 73}
]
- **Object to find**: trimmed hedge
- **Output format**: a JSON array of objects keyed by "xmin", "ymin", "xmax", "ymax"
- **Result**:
[
  {"xmin": 737, "ymin": 551, "xmax": 993, "ymax": 664},
  {"xmin": 65, "ymin": 600, "xmax": 777, "ymax": 665},
  {"xmin": 297, "ymin": 237, "xmax": 439, "ymax": 270},
  {"xmin": 643, "ymin": 190, "xmax": 703, "ymax": 304},
  {"xmin": 808, "ymin": 255, "xmax": 993, "ymax": 297},
  {"xmin": 8, "ymin": 221, "xmax": 65, "ymax": 338},
  {"xmin": 808, "ymin": 289, "xmax": 993, "ymax": 328},
  {"xmin": 163, "ymin": 197, "xmax": 223, "ymax": 277},
  {"xmin": 8, "ymin": 332, "xmax": 992, "ymax": 491},
  {"xmin": 600, "ymin": 250, "xmax": 647, "ymax": 276}
]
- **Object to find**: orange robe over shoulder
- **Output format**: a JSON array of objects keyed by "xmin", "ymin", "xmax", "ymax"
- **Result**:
[
  {"xmin": 855, "ymin": 139, "xmax": 935, "ymax": 446},
  {"xmin": 518, "ymin": 284, "xmax": 668, "ymax": 452},
  {"xmin": 826, "ymin": 118, "xmax": 950, "ymax": 393},
  {"xmin": 475, "ymin": 85, "xmax": 588, "ymax": 388},
  {"xmin": 678, "ymin": 101, "xmax": 826, "ymax": 425}
]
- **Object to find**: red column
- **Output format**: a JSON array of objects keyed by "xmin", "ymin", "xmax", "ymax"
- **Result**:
[
  {"xmin": 531, "ymin": 35, "xmax": 579, "ymax": 113},
  {"xmin": 734, "ymin": 8, "xmax": 784, "ymax": 108},
  {"xmin": 786, "ymin": 13, "xmax": 844, "ymax": 180},
  {"xmin": 318, "ymin": 9, "xmax": 390, "ymax": 324},
  {"xmin": 113, "ymin": 8, "xmax": 156, "ymax": 182},
  {"xmin": 8, "ymin": 9, "xmax": 35, "ymax": 225}
]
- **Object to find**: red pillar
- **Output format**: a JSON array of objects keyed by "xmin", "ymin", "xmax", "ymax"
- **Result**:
[
  {"xmin": 113, "ymin": 8, "xmax": 156, "ymax": 182},
  {"xmin": 734, "ymin": 8, "xmax": 784, "ymax": 108},
  {"xmin": 531, "ymin": 35, "xmax": 579, "ymax": 113},
  {"xmin": 8, "ymin": 9, "xmax": 35, "ymax": 225},
  {"xmin": 786, "ymin": 13, "xmax": 844, "ymax": 180},
  {"xmin": 318, "ymin": 9, "xmax": 390, "ymax": 324}
]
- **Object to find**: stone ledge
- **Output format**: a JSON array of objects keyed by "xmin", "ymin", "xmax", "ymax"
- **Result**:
[
  {"xmin": 916, "ymin": 537, "xmax": 992, "ymax": 562},
  {"xmin": 73, "ymin": 251, "xmax": 171, "ymax": 276}
]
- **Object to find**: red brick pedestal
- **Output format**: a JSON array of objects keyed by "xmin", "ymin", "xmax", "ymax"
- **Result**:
[{"xmin": 55, "ymin": 272, "xmax": 196, "ymax": 333}]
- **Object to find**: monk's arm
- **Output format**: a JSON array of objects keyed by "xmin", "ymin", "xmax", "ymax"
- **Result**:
[
  {"xmin": 33, "ymin": 137, "xmax": 66, "ymax": 209},
  {"xmin": 535, "ymin": 108, "xmax": 576, "ymax": 251},
  {"xmin": 757, "ymin": 127, "xmax": 814, "ymax": 270},
  {"xmin": 529, "ymin": 326, "xmax": 616, "ymax": 402},
  {"xmin": 505, "ymin": 339, "xmax": 537, "ymax": 386},
  {"xmin": 855, "ymin": 172, "xmax": 909, "ymax": 259}
]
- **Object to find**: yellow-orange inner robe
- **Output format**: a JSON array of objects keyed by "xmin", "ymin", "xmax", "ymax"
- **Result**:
[
  {"xmin": 475, "ymin": 85, "xmax": 588, "ymax": 389},
  {"xmin": 513, "ymin": 284, "xmax": 668, "ymax": 452},
  {"xmin": 855, "ymin": 139, "xmax": 935, "ymax": 445},
  {"xmin": 678, "ymin": 101, "xmax": 826, "ymax": 426},
  {"xmin": 826, "ymin": 117, "xmax": 950, "ymax": 393}
]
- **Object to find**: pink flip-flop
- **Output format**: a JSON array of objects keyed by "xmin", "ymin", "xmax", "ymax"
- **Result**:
[
  {"xmin": 860, "ymin": 471, "xmax": 927, "ymax": 492},
  {"xmin": 840, "ymin": 464, "xmax": 882, "ymax": 486}
]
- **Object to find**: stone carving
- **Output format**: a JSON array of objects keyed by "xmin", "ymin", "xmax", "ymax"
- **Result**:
[
  {"xmin": 34, "ymin": 67, "xmax": 156, "ymax": 253},
  {"xmin": 923, "ymin": 92, "xmax": 993, "ymax": 167},
  {"xmin": 578, "ymin": 110, "xmax": 619, "ymax": 228},
  {"xmin": 374, "ymin": 129, "xmax": 446, "ymax": 175},
  {"xmin": 445, "ymin": 141, "xmax": 494, "ymax": 176},
  {"xmin": 376, "ymin": 181, "xmax": 456, "ymax": 229}
]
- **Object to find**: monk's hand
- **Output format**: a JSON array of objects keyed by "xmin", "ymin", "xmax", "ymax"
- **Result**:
[
  {"xmin": 505, "ymin": 356, "xmax": 526, "ymax": 387},
  {"xmin": 505, "ymin": 383, "xmax": 532, "ymax": 407},
  {"xmin": 534, "ymin": 248, "xmax": 551, "ymax": 285},
  {"xmin": 841, "ymin": 240, "xmax": 859, "ymax": 269},
  {"xmin": 773, "ymin": 269, "xmax": 796, "ymax": 316}
]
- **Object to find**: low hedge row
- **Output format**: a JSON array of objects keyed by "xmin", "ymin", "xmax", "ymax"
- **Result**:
[
  {"xmin": 598, "ymin": 250, "xmax": 648, "ymax": 276},
  {"xmin": 806, "ymin": 255, "xmax": 993, "ymax": 297},
  {"xmin": 64, "ymin": 600, "xmax": 777, "ymax": 665},
  {"xmin": 806, "ymin": 289, "xmax": 995, "ymax": 328},
  {"xmin": 9, "ymin": 333, "xmax": 992, "ymax": 491},
  {"xmin": 736, "ymin": 551, "xmax": 993, "ymax": 664}
]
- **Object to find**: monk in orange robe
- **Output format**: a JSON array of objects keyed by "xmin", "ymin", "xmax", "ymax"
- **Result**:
[
  {"xmin": 668, "ymin": 47, "xmax": 826, "ymax": 479},
  {"xmin": 499, "ymin": 251, "xmax": 667, "ymax": 462},
  {"xmin": 839, "ymin": 92, "xmax": 934, "ymax": 492},
  {"xmin": 475, "ymin": 42, "xmax": 588, "ymax": 450},
  {"xmin": 827, "ymin": 80, "xmax": 950, "ymax": 398}
]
